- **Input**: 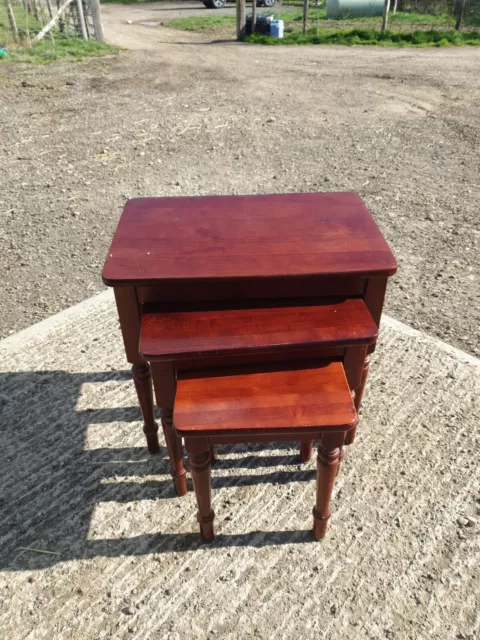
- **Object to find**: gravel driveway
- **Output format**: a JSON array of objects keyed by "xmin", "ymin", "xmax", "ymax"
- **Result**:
[{"xmin": 0, "ymin": 6, "xmax": 479, "ymax": 356}]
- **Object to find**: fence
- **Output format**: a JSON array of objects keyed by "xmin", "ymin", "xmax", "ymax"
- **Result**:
[{"xmin": 1, "ymin": 0, "xmax": 103, "ymax": 48}]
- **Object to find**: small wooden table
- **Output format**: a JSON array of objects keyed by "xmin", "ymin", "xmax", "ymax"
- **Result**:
[{"xmin": 102, "ymin": 193, "xmax": 397, "ymax": 480}]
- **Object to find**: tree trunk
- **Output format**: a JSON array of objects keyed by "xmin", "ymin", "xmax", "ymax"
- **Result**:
[
  {"xmin": 381, "ymin": 0, "xmax": 390, "ymax": 33},
  {"xmin": 392, "ymin": 0, "xmax": 397, "ymax": 14},
  {"xmin": 302, "ymin": 0, "xmax": 308, "ymax": 34},
  {"xmin": 455, "ymin": 0, "xmax": 466, "ymax": 30},
  {"xmin": 251, "ymin": 0, "xmax": 256, "ymax": 35},
  {"xmin": 4, "ymin": 0, "xmax": 19, "ymax": 42},
  {"xmin": 236, "ymin": 0, "xmax": 246, "ymax": 39}
]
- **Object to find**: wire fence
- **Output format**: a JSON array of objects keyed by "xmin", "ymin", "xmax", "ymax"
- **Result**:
[
  {"xmin": 1, "ymin": 0, "xmax": 103, "ymax": 49},
  {"xmin": 397, "ymin": 0, "xmax": 480, "ymax": 21}
]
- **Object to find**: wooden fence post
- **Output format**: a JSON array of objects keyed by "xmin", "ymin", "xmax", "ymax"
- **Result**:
[
  {"xmin": 90, "ymin": 0, "xmax": 104, "ymax": 41},
  {"xmin": 381, "ymin": 0, "xmax": 391, "ymax": 33},
  {"xmin": 302, "ymin": 0, "xmax": 308, "ymax": 34},
  {"xmin": 236, "ymin": 0, "xmax": 246, "ymax": 40},
  {"xmin": 75, "ymin": 0, "xmax": 88, "ymax": 39},
  {"xmin": 455, "ymin": 0, "xmax": 466, "ymax": 30},
  {"xmin": 4, "ymin": 0, "xmax": 19, "ymax": 42},
  {"xmin": 5, "ymin": 0, "xmax": 19, "ymax": 41}
]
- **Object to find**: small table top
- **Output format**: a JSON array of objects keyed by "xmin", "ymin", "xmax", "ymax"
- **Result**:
[
  {"xmin": 102, "ymin": 193, "xmax": 397, "ymax": 286},
  {"xmin": 174, "ymin": 361, "xmax": 357, "ymax": 435}
]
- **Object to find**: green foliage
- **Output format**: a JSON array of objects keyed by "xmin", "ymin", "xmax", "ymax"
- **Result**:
[
  {"xmin": 1, "ymin": 38, "xmax": 120, "ymax": 64},
  {"xmin": 245, "ymin": 27, "xmax": 480, "ymax": 46}
]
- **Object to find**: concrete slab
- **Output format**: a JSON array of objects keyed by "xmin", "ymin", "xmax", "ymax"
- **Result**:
[{"xmin": 0, "ymin": 292, "xmax": 479, "ymax": 640}]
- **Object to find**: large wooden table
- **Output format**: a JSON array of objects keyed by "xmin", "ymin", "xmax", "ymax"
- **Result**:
[{"xmin": 102, "ymin": 193, "xmax": 397, "ymax": 464}]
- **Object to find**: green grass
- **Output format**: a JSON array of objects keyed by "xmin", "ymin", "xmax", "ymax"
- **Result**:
[
  {"xmin": 1, "ymin": 4, "xmax": 119, "ymax": 63},
  {"xmin": 167, "ymin": 8, "xmax": 464, "ymax": 33},
  {"xmin": 0, "ymin": 5, "xmax": 42, "ymax": 42},
  {"xmin": 1, "ymin": 37, "xmax": 120, "ymax": 64},
  {"xmin": 246, "ymin": 26, "xmax": 480, "ymax": 46},
  {"xmin": 168, "ymin": 9, "xmax": 327, "ymax": 31},
  {"xmin": 169, "ymin": 14, "xmax": 236, "ymax": 31}
]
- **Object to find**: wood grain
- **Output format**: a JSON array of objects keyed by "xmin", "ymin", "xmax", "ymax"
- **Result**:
[
  {"xmin": 139, "ymin": 298, "xmax": 378, "ymax": 361},
  {"xmin": 174, "ymin": 362, "xmax": 357, "ymax": 436},
  {"xmin": 102, "ymin": 193, "xmax": 397, "ymax": 285}
]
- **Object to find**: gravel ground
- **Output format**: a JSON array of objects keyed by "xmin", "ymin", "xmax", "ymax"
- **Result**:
[
  {"xmin": 0, "ymin": 291, "xmax": 479, "ymax": 640},
  {"xmin": 0, "ymin": 6, "xmax": 479, "ymax": 356}
]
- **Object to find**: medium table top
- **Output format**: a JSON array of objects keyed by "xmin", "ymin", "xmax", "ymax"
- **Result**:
[
  {"xmin": 102, "ymin": 193, "xmax": 397, "ymax": 286},
  {"xmin": 139, "ymin": 298, "xmax": 378, "ymax": 361}
]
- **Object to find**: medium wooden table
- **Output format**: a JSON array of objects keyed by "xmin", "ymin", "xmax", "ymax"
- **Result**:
[{"xmin": 102, "ymin": 193, "xmax": 397, "ymax": 473}]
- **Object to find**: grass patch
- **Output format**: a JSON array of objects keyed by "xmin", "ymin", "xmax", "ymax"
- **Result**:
[
  {"xmin": 246, "ymin": 26, "xmax": 480, "ymax": 46},
  {"xmin": 168, "ymin": 14, "xmax": 236, "ymax": 31},
  {"xmin": 0, "ymin": 5, "xmax": 42, "ymax": 42},
  {"xmin": 167, "ymin": 9, "xmax": 327, "ymax": 31},
  {"xmin": 1, "ymin": 37, "xmax": 120, "ymax": 64},
  {"xmin": 167, "ymin": 8, "xmax": 468, "ymax": 35}
]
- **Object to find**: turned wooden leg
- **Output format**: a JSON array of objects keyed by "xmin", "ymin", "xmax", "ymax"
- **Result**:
[
  {"xmin": 300, "ymin": 441, "xmax": 314, "ymax": 463},
  {"xmin": 132, "ymin": 362, "xmax": 160, "ymax": 454},
  {"xmin": 160, "ymin": 408, "xmax": 188, "ymax": 497},
  {"xmin": 186, "ymin": 438, "xmax": 215, "ymax": 542},
  {"xmin": 210, "ymin": 445, "xmax": 216, "ymax": 464},
  {"xmin": 312, "ymin": 440, "xmax": 341, "ymax": 540},
  {"xmin": 345, "ymin": 356, "xmax": 370, "ymax": 446},
  {"xmin": 336, "ymin": 446, "xmax": 345, "ymax": 477}
]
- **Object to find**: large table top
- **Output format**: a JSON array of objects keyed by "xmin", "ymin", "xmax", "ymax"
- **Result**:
[{"xmin": 102, "ymin": 193, "xmax": 397, "ymax": 286}]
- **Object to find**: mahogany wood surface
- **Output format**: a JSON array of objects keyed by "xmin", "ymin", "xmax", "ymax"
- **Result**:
[
  {"xmin": 102, "ymin": 193, "xmax": 396, "ymax": 468},
  {"xmin": 174, "ymin": 362, "xmax": 357, "ymax": 437},
  {"xmin": 313, "ymin": 441, "xmax": 342, "ymax": 540},
  {"xmin": 102, "ymin": 193, "xmax": 397, "ymax": 286},
  {"xmin": 139, "ymin": 298, "xmax": 378, "ymax": 362}
]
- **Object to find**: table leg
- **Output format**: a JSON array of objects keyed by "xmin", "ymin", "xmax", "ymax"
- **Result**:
[
  {"xmin": 209, "ymin": 445, "xmax": 216, "ymax": 464},
  {"xmin": 345, "ymin": 355, "xmax": 370, "ymax": 446},
  {"xmin": 132, "ymin": 362, "xmax": 160, "ymax": 454},
  {"xmin": 312, "ymin": 435, "xmax": 342, "ymax": 540},
  {"xmin": 299, "ymin": 441, "xmax": 314, "ymax": 463},
  {"xmin": 114, "ymin": 287, "xmax": 160, "ymax": 454},
  {"xmin": 336, "ymin": 446, "xmax": 345, "ymax": 477},
  {"xmin": 150, "ymin": 362, "xmax": 187, "ymax": 497},
  {"xmin": 186, "ymin": 438, "xmax": 215, "ymax": 542},
  {"xmin": 160, "ymin": 408, "xmax": 188, "ymax": 497}
]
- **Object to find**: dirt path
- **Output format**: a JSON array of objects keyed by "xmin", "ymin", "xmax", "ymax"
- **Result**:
[{"xmin": 0, "ymin": 5, "xmax": 479, "ymax": 355}]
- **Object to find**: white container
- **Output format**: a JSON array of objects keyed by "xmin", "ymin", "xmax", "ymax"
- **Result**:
[{"xmin": 270, "ymin": 19, "xmax": 284, "ymax": 38}]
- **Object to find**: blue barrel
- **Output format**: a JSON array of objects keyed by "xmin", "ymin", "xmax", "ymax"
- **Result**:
[{"xmin": 270, "ymin": 19, "xmax": 284, "ymax": 38}]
